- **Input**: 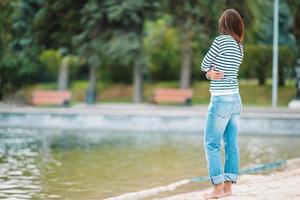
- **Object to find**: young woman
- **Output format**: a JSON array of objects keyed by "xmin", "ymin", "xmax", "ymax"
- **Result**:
[{"xmin": 201, "ymin": 9, "xmax": 244, "ymax": 199}]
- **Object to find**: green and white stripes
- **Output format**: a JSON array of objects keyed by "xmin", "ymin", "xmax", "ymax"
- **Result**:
[{"xmin": 201, "ymin": 35, "xmax": 243, "ymax": 96}]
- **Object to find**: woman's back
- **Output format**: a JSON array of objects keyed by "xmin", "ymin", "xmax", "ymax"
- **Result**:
[{"xmin": 201, "ymin": 35, "xmax": 243, "ymax": 95}]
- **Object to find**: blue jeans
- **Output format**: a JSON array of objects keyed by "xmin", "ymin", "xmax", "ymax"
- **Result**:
[{"xmin": 204, "ymin": 93, "xmax": 242, "ymax": 185}]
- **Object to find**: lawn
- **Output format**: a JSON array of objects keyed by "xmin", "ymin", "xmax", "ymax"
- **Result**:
[{"xmin": 23, "ymin": 79, "xmax": 296, "ymax": 106}]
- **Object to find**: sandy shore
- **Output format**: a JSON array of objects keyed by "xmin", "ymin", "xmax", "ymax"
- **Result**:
[{"xmin": 158, "ymin": 158, "xmax": 300, "ymax": 200}]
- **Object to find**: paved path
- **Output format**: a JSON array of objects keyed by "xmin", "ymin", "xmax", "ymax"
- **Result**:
[{"xmin": 1, "ymin": 103, "xmax": 300, "ymax": 117}]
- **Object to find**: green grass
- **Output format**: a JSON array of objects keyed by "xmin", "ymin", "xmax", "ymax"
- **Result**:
[
  {"xmin": 22, "ymin": 79, "xmax": 296, "ymax": 106},
  {"xmin": 238, "ymin": 79, "xmax": 296, "ymax": 106}
]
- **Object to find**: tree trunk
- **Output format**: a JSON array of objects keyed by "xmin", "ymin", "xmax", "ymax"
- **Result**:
[
  {"xmin": 58, "ymin": 57, "xmax": 69, "ymax": 91},
  {"xmin": 133, "ymin": 58, "xmax": 143, "ymax": 103},
  {"xmin": 257, "ymin": 61, "xmax": 267, "ymax": 86},
  {"xmin": 293, "ymin": 5, "xmax": 300, "ymax": 48},
  {"xmin": 179, "ymin": 31, "xmax": 193, "ymax": 89},
  {"xmin": 0, "ymin": 86, "xmax": 3, "ymax": 101},
  {"xmin": 86, "ymin": 65, "xmax": 97, "ymax": 104},
  {"xmin": 278, "ymin": 64, "xmax": 285, "ymax": 87},
  {"xmin": 257, "ymin": 68, "xmax": 266, "ymax": 86}
]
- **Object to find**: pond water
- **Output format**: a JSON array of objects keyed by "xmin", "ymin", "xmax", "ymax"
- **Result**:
[{"xmin": 0, "ymin": 128, "xmax": 299, "ymax": 199}]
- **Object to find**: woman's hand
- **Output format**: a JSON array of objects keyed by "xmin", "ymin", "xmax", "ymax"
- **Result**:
[{"xmin": 206, "ymin": 67, "xmax": 224, "ymax": 80}]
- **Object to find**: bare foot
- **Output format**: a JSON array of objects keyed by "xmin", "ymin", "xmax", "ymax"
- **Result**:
[
  {"xmin": 223, "ymin": 181, "xmax": 233, "ymax": 197},
  {"xmin": 223, "ymin": 191, "xmax": 232, "ymax": 196},
  {"xmin": 204, "ymin": 184, "xmax": 226, "ymax": 199},
  {"xmin": 204, "ymin": 189, "xmax": 227, "ymax": 199},
  {"xmin": 223, "ymin": 191, "xmax": 233, "ymax": 197}
]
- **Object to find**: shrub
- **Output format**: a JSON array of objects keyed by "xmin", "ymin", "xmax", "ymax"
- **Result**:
[
  {"xmin": 144, "ymin": 16, "xmax": 181, "ymax": 82},
  {"xmin": 39, "ymin": 49, "xmax": 62, "ymax": 81},
  {"xmin": 0, "ymin": 52, "xmax": 42, "ymax": 99},
  {"xmin": 241, "ymin": 45, "xmax": 296, "ymax": 85}
]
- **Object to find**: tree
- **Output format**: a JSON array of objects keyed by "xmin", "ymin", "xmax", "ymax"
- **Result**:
[
  {"xmin": 8, "ymin": 0, "xmax": 88, "ymax": 96},
  {"xmin": 165, "ymin": 0, "xmax": 225, "ymax": 88},
  {"xmin": 246, "ymin": 0, "xmax": 295, "ymax": 86},
  {"xmin": 33, "ymin": 0, "xmax": 86, "ymax": 91},
  {"xmin": 39, "ymin": 49, "xmax": 78, "ymax": 90},
  {"xmin": 33, "ymin": 0, "xmax": 85, "ymax": 51},
  {"xmin": 0, "ymin": 0, "xmax": 43, "ymax": 99},
  {"xmin": 11, "ymin": 0, "xmax": 42, "ymax": 52},
  {"xmin": 286, "ymin": 0, "xmax": 300, "ymax": 55},
  {"xmin": 73, "ymin": 0, "xmax": 107, "ymax": 104},
  {"xmin": 166, "ymin": 0, "xmax": 203, "ymax": 89},
  {"xmin": 39, "ymin": 49, "xmax": 62, "ymax": 81},
  {"xmin": 0, "ymin": 1, "xmax": 13, "ymax": 59},
  {"xmin": 104, "ymin": 0, "xmax": 159, "ymax": 102},
  {"xmin": 248, "ymin": 0, "xmax": 295, "ymax": 46},
  {"xmin": 144, "ymin": 15, "xmax": 181, "ymax": 81}
]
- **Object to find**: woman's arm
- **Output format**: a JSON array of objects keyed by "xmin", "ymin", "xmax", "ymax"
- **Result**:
[
  {"xmin": 206, "ymin": 66, "xmax": 224, "ymax": 80},
  {"xmin": 201, "ymin": 38, "xmax": 220, "ymax": 72}
]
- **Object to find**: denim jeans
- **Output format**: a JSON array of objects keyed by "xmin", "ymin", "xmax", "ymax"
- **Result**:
[{"xmin": 204, "ymin": 93, "xmax": 242, "ymax": 185}]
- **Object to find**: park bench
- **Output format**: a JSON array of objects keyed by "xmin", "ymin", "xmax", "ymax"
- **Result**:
[
  {"xmin": 31, "ymin": 90, "xmax": 71, "ymax": 106},
  {"xmin": 152, "ymin": 88, "xmax": 193, "ymax": 105}
]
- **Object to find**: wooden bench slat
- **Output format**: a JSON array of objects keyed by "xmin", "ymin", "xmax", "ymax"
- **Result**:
[
  {"xmin": 153, "ymin": 98, "xmax": 186, "ymax": 103},
  {"xmin": 31, "ymin": 90, "xmax": 71, "ymax": 106},
  {"xmin": 33, "ymin": 91, "xmax": 71, "ymax": 97},
  {"xmin": 32, "ymin": 99, "xmax": 66, "ymax": 104},
  {"xmin": 152, "ymin": 88, "xmax": 193, "ymax": 104}
]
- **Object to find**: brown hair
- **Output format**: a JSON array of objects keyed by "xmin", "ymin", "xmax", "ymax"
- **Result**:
[{"xmin": 219, "ymin": 9, "xmax": 244, "ymax": 44}]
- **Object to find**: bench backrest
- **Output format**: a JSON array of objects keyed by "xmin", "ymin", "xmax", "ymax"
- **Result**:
[
  {"xmin": 153, "ymin": 88, "xmax": 193, "ymax": 103},
  {"xmin": 154, "ymin": 88, "xmax": 193, "ymax": 97},
  {"xmin": 32, "ymin": 90, "xmax": 71, "ymax": 105}
]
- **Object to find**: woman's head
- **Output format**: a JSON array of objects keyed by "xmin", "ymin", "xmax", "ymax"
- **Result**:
[{"xmin": 219, "ymin": 9, "xmax": 244, "ymax": 43}]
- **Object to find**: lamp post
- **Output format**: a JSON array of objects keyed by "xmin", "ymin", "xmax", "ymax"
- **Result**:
[{"xmin": 272, "ymin": 0, "xmax": 279, "ymax": 107}]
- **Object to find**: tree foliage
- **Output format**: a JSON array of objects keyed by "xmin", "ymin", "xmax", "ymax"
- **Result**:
[
  {"xmin": 144, "ymin": 16, "xmax": 180, "ymax": 81},
  {"xmin": 33, "ymin": 0, "xmax": 86, "ymax": 50},
  {"xmin": 0, "ymin": 0, "xmax": 299, "ymax": 100},
  {"xmin": 247, "ymin": 0, "xmax": 295, "ymax": 46}
]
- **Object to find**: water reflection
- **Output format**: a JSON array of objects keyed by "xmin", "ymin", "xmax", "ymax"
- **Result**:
[
  {"xmin": 0, "ymin": 128, "xmax": 299, "ymax": 199},
  {"xmin": 0, "ymin": 129, "xmax": 41, "ymax": 199}
]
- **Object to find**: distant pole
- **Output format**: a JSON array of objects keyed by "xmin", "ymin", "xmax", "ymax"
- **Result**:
[{"xmin": 272, "ymin": 0, "xmax": 279, "ymax": 107}]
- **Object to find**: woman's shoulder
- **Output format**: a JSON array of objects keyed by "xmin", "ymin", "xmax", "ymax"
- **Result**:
[
  {"xmin": 215, "ymin": 35, "xmax": 233, "ymax": 42},
  {"xmin": 211, "ymin": 35, "xmax": 235, "ymax": 48}
]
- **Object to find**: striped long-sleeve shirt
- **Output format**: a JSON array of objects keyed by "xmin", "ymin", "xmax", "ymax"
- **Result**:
[{"xmin": 201, "ymin": 35, "xmax": 243, "ymax": 96}]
